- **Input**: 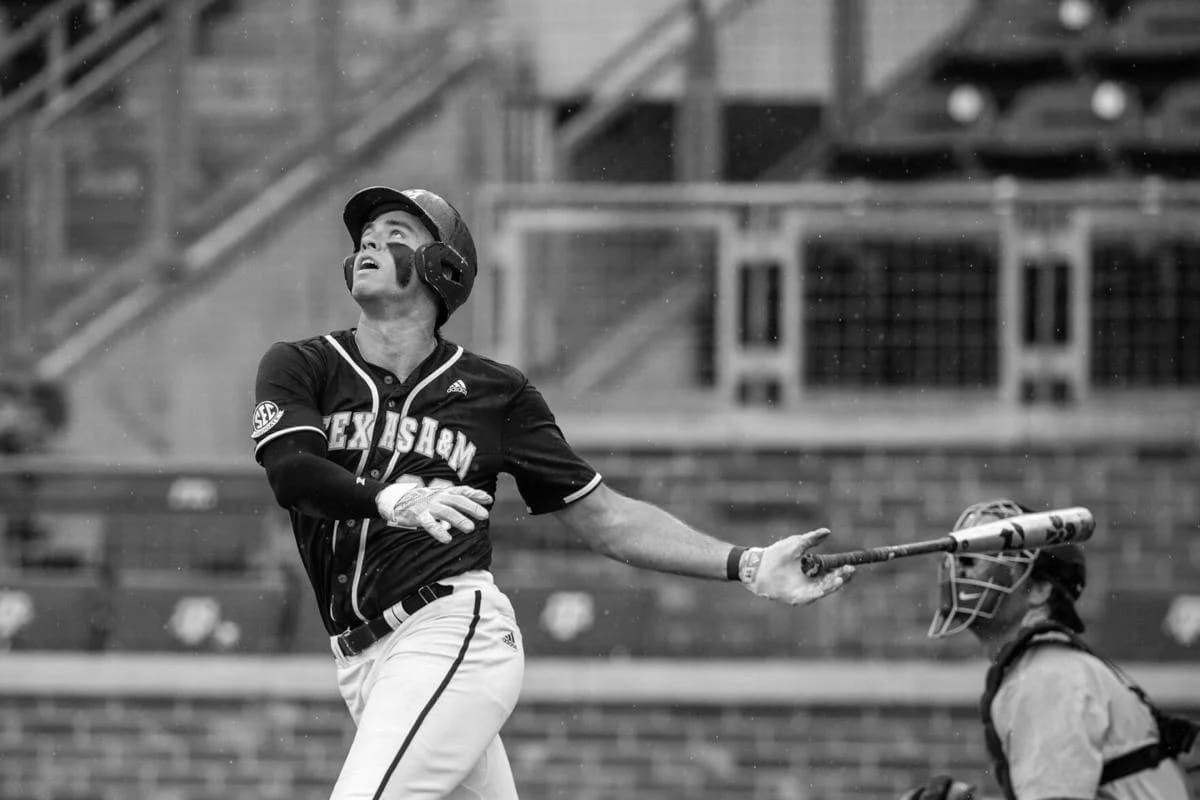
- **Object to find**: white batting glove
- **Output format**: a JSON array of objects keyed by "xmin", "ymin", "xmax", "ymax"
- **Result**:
[
  {"xmin": 375, "ymin": 483, "xmax": 493, "ymax": 544},
  {"xmin": 739, "ymin": 528, "xmax": 854, "ymax": 605}
]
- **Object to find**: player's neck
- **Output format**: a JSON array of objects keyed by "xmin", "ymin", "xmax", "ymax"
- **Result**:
[
  {"xmin": 354, "ymin": 317, "xmax": 438, "ymax": 383},
  {"xmin": 977, "ymin": 606, "xmax": 1051, "ymax": 661}
]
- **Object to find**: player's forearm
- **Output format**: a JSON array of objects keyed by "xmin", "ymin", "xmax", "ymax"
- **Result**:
[
  {"xmin": 561, "ymin": 487, "xmax": 733, "ymax": 580},
  {"xmin": 265, "ymin": 451, "xmax": 387, "ymax": 520}
]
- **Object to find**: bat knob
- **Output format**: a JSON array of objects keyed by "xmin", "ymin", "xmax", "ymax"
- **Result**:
[{"xmin": 800, "ymin": 554, "xmax": 823, "ymax": 577}]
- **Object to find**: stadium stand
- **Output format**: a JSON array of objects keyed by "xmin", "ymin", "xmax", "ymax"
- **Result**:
[
  {"xmin": 1118, "ymin": 77, "xmax": 1200, "ymax": 176},
  {"xmin": 929, "ymin": 0, "xmax": 1099, "ymax": 109},
  {"xmin": 827, "ymin": 83, "xmax": 997, "ymax": 180},
  {"xmin": 971, "ymin": 77, "xmax": 1143, "ymax": 177},
  {"xmin": 0, "ymin": 1, "xmax": 1197, "ymax": 798},
  {"xmin": 829, "ymin": 0, "xmax": 1200, "ymax": 182},
  {"xmin": 1083, "ymin": 0, "xmax": 1200, "ymax": 83}
]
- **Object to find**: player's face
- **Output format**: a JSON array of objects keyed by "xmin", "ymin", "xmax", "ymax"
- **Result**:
[
  {"xmin": 350, "ymin": 210, "xmax": 435, "ymax": 295},
  {"xmin": 928, "ymin": 551, "xmax": 1036, "ymax": 638}
]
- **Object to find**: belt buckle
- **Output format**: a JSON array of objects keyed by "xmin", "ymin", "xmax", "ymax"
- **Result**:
[{"xmin": 336, "ymin": 584, "xmax": 450, "ymax": 658}]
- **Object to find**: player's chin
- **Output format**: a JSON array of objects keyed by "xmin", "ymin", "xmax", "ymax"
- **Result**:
[{"xmin": 350, "ymin": 273, "xmax": 389, "ymax": 298}]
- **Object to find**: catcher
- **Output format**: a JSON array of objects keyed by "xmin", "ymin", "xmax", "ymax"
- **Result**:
[{"xmin": 903, "ymin": 499, "xmax": 1196, "ymax": 800}]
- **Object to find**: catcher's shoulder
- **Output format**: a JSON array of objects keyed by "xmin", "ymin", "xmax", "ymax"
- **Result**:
[{"xmin": 996, "ymin": 641, "xmax": 1097, "ymax": 706}]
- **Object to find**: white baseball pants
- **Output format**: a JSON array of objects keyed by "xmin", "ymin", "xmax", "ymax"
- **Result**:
[{"xmin": 329, "ymin": 571, "xmax": 525, "ymax": 799}]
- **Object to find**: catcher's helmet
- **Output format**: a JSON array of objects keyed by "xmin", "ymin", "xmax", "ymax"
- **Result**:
[
  {"xmin": 342, "ymin": 186, "xmax": 477, "ymax": 325},
  {"xmin": 928, "ymin": 499, "xmax": 1087, "ymax": 638}
]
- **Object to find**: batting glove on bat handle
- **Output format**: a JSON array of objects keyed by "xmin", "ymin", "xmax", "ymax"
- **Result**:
[
  {"xmin": 741, "ymin": 529, "xmax": 854, "ymax": 605},
  {"xmin": 801, "ymin": 552, "xmax": 828, "ymax": 577},
  {"xmin": 801, "ymin": 550, "xmax": 867, "ymax": 576},
  {"xmin": 375, "ymin": 483, "xmax": 493, "ymax": 544}
]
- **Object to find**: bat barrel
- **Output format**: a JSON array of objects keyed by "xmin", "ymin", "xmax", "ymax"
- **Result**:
[
  {"xmin": 801, "ymin": 507, "xmax": 1096, "ymax": 577},
  {"xmin": 947, "ymin": 506, "xmax": 1096, "ymax": 552}
]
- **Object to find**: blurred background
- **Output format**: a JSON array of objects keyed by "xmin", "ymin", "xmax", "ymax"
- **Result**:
[{"xmin": 0, "ymin": 0, "xmax": 1198, "ymax": 797}]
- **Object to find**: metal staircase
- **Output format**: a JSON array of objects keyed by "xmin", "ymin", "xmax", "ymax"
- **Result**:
[
  {"xmin": 553, "ymin": 0, "xmax": 758, "ymax": 177},
  {"xmin": 4, "ymin": 0, "xmax": 761, "ymax": 384},
  {"xmin": 0, "ymin": 0, "xmax": 491, "ymax": 378}
]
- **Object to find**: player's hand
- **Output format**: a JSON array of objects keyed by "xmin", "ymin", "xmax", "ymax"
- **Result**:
[
  {"xmin": 375, "ymin": 483, "xmax": 492, "ymax": 544},
  {"xmin": 740, "ymin": 528, "xmax": 854, "ymax": 605},
  {"xmin": 899, "ymin": 775, "xmax": 977, "ymax": 800}
]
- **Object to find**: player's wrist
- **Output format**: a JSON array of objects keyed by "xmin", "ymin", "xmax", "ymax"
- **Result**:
[
  {"xmin": 738, "ymin": 547, "xmax": 764, "ymax": 587},
  {"xmin": 725, "ymin": 546, "xmax": 747, "ymax": 580},
  {"xmin": 374, "ymin": 482, "xmax": 417, "ymax": 519}
]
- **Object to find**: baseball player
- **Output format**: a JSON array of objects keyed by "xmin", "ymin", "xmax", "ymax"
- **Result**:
[
  {"xmin": 902, "ymin": 499, "xmax": 1196, "ymax": 800},
  {"xmin": 250, "ymin": 186, "xmax": 855, "ymax": 799}
]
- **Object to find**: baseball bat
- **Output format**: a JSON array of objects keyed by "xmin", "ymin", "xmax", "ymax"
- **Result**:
[{"xmin": 800, "ymin": 507, "xmax": 1095, "ymax": 577}]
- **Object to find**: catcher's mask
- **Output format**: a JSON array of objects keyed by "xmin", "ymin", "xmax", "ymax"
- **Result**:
[
  {"xmin": 928, "ymin": 499, "xmax": 1087, "ymax": 639},
  {"xmin": 341, "ymin": 186, "xmax": 477, "ymax": 327}
]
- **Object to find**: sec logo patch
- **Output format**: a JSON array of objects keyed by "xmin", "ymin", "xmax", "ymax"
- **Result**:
[{"xmin": 251, "ymin": 401, "xmax": 284, "ymax": 438}]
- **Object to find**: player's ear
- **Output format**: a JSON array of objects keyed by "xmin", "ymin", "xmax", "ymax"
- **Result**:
[{"xmin": 1026, "ymin": 578, "xmax": 1054, "ymax": 607}]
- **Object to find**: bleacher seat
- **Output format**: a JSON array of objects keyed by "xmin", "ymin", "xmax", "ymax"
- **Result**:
[
  {"xmin": 971, "ymin": 79, "xmax": 1142, "ymax": 177},
  {"xmin": 0, "ymin": 570, "xmax": 104, "ymax": 650},
  {"xmin": 106, "ymin": 569, "xmax": 289, "ymax": 652},
  {"xmin": 829, "ymin": 84, "xmax": 996, "ymax": 180},
  {"xmin": 1083, "ymin": 0, "xmax": 1200, "ymax": 84},
  {"xmin": 283, "ymin": 595, "xmax": 339, "ymax": 654},
  {"xmin": 932, "ymin": 0, "xmax": 1100, "ymax": 108},
  {"xmin": 508, "ymin": 585, "xmax": 659, "ymax": 658},
  {"xmin": 1118, "ymin": 78, "xmax": 1200, "ymax": 176},
  {"xmin": 104, "ymin": 511, "xmax": 268, "ymax": 572},
  {"xmin": 1091, "ymin": 588, "xmax": 1200, "ymax": 662}
]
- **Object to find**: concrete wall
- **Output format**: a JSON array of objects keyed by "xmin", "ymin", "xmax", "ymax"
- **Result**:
[
  {"xmin": 3, "ymin": 443, "xmax": 1197, "ymax": 798},
  {"xmin": 500, "ymin": 0, "xmax": 968, "ymax": 99}
]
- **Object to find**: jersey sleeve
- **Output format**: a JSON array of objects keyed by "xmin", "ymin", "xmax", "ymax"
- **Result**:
[
  {"xmin": 501, "ymin": 380, "xmax": 601, "ymax": 515},
  {"xmin": 251, "ymin": 341, "xmax": 328, "ymax": 462},
  {"xmin": 994, "ymin": 652, "xmax": 1107, "ymax": 800}
]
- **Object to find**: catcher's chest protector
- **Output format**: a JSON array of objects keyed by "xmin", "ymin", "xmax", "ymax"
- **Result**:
[{"xmin": 980, "ymin": 621, "xmax": 1198, "ymax": 799}]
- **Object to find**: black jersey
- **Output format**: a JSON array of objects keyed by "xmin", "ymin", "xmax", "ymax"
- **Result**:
[{"xmin": 251, "ymin": 330, "xmax": 601, "ymax": 635}]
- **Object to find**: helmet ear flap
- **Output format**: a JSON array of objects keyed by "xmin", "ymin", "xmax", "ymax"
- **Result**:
[
  {"xmin": 342, "ymin": 255, "xmax": 356, "ymax": 292},
  {"xmin": 414, "ymin": 242, "xmax": 469, "ymax": 286},
  {"xmin": 428, "ymin": 243, "xmax": 467, "ymax": 286},
  {"xmin": 412, "ymin": 242, "xmax": 472, "ymax": 324}
]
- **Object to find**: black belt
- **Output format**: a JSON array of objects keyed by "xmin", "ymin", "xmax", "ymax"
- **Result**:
[{"xmin": 334, "ymin": 583, "xmax": 454, "ymax": 658}]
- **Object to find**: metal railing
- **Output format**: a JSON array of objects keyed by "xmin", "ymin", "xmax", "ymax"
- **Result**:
[
  {"xmin": 478, "ymin": 179, "xmax": 1200, "ymax": 442},
  {"xmin": 554, "ymin": 0, "xmax": 758, "ymax": 170},
  {"xmin": 0, "ymin": 0, "xmax": 150, "ymax": 128}
]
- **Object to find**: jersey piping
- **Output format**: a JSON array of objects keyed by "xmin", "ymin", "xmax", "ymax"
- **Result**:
[
  {"xmin": 325, "ymin": 333, "xmax": 381, "ymax": 624},
  {"xmin": 253, "ymin": 424, "xmax": 327, "ymax": 455},
  {"xmin": 380, "ymin": 345, "xmax": 464, "ymax": 483},
  {"xmin": 328, "ymin": 337, "xmax": 465, "ymax": 626},
  {"xmin": 362, "ymin": 346, "xmax": 462, "ymax": 622},
  {"xmin": 565, "ymin": 473, "xmax": 602, "ymax": 504}
]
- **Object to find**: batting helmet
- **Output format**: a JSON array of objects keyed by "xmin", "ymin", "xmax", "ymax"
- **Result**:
[
  {"xmin": 928, "ymin": 499, "xmax": 1087, "ymax": 638},
  {"xmin": 341, "ymin": 187, "xmax": 478, "ymax": 325}
]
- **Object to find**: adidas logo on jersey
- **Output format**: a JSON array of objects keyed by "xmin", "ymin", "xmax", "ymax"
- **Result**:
[
  {"xmin": 501, "ymin": 631, "xmax": 518, "ymax": 651},
  {"xmin": 447, "ymin": 379, "xmax": 467, "ymax": 396}
]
